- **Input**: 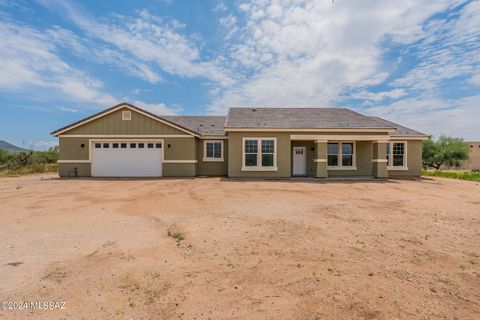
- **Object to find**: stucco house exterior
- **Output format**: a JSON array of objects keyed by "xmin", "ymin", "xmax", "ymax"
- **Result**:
[{"xmin": 51, "ymin": 103, "xmax": 429, "ymax": 178}]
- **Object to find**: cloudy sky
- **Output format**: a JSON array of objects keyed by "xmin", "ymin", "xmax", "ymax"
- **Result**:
[{"xmin": 0, "ymin": 0, "xmax": 479, "ymax": 149}]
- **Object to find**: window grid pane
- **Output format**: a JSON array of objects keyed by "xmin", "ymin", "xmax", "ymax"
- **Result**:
[
  {"xmin": 392, "ymin": 143, "xmax": 405, "ymax": 166},
  {"xmin": 261, "ymin": 140, "xmax": 274, "ymax": 154},
  {"xmin": 244, "ymin": 140, "xmax": 258, "ymax": 153},
  {"xmin": 206, "ymin": 143, "xmax": 214, "ymax": 158},
  {"xmin": 213, "ymin": 142, "xmax": 222, "ymax": 158},
  {"xmin": 327, "ymin": 143, "xmax": 339, "ymax": 166}
]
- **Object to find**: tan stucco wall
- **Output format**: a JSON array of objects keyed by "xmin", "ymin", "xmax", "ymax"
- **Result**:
[
  {"xmin": 59, "ymin": 163, "xmax": 91, "ymax": 177},
  {"xmin": 196, "ymin": 139, "xmax": 228, "ymax": 176},
  {"xmin": 228, "ymin": 132, "xmax": 291, "ymax": 178},
  {"xmin": 59, "ymin": 137, "xmax": 90, "ymax": 160},
  {"xmin": 388, "ymin": 140, "xmax": 422, "ymax": 177},
  {"xmin": 163, "ymin": 163, "xmax": 197, "ymax": 177},
  {"xmin": 64, "ymin": 107, "xmax": 189, "ymax": 135},
  {"xmin": 163, "ymin": 137, "xmax": 197, "ymax": 161}
]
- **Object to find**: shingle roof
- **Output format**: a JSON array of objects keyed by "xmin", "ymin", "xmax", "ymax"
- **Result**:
[
  {"xmin": 369, "ymin": 117, "xmax": 428, "ymax": 137},
  {"xmin": 162, "ymin": 116, "xmax": 227, "ymax": 136},
  {"xmin": 225, "ymin": 108, "xmax": 395, "ymax": 129}
]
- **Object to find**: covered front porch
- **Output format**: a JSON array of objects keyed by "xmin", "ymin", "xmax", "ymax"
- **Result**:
[{"xmin": 290, "ymin": 134, "xmax": 389, "ymax": 178}]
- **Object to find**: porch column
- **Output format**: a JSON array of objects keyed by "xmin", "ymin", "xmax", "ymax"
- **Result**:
[
  {"xmin": 314, "ymin": 140, "xmax": 328, "ymax": 178},
  {"xmin": 372, "ymin": 141, "xmax": 388, "ymax": 178}
]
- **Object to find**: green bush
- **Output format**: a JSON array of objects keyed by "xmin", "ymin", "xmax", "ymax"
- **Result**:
[
  {"xmin": 422, "ymin": 169, "xmax": 480, "ymax": 182},
  {"xmin": 0, "ymin": 146, "xmax": 59, "ymax": 176}
]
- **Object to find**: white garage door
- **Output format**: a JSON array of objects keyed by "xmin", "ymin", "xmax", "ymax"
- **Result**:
[{"xmin": 92, "ymin": 141, "xmax": 162, "ymax": 177}]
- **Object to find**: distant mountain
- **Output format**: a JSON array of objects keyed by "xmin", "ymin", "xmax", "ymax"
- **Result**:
[{"xmin": 0, "ymin": 140, "xmax": 29, "ymax": 152}]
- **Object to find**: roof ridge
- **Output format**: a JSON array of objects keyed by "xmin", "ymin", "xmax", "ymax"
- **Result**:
[{"xmin": 162, "ymin": 115, "xmax": 226, "ymax": 118}]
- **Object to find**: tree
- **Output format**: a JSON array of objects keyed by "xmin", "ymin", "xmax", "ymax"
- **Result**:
[{"xmin": 422, "ymin": 136, "xmax": 469, "ymax": 169}]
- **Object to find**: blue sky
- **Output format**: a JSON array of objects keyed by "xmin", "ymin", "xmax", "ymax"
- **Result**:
[{"xmin": 0, "ymin": 0, "xmax": 479, "ymax": 149}]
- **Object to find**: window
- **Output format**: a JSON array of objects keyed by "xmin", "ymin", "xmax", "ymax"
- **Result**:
[
  {"xmin": 327, "ymin": 142, "xmax": 356, "ymax": 169},
  {"xmin": 121, "ymin": 143, "xmax": 127, "ymax": 148},
  {"xmin": 130, "ymin": 143, "xmax": 136, "ymax": 148},
  {"xmin": 148, "ymin": 143, "xmax": 154, "ymax": 148},
  {"xmin": 342, "ymin": 143, "xmax": 353, "ymax": 166},
  {"xmin": 138, "ymin": 143, "xmax": 144, "ymax": 148},
  {"xmin": 386, "ymin": 142, "xmax": 407, "ymax": 169},
  {"xmin": 244, "ymin": 140, "xmax": 258, "ymax": 167},
  {"xmin": 242, "ymin": 138, "xmax": 277, "ymax": 170},
  {"xmin": 327, "ymin": 143, "xmax": 338, "ymax": 166},
  {"xmin": 113, "ymin": 143, "xmax": 119, "ymax": 148},
  {"xmin": 122, "ymin": 111, "xmax": 131, "ymax": 120},
  {"xmin": 204, "ymin": 141, "xmax": 223, "ymax": 161},
  {"xmin": 155, "ymin": 143, "xmax": 162, "ymax": 148},
  {"xmin": 103, "ymin": 143, "xmax": 109, "ymax": 148},
  {"xmin": 95, "ymin": 143, "xmax": 101, "ymax": 148},
  {"xmin": 261, "ymin": 140, "xmax": 274, "ymax": 166}
]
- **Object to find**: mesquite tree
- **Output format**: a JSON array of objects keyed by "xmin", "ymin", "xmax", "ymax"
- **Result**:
[{"xmin": 422, "ymin": 136, "xmax": 469, "ymax": 169}]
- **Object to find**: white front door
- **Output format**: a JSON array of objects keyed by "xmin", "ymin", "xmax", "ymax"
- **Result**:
[
  {"xmin": 92, "ymin": 141, "xmax": 163, "ymax": 177},
  {"xmin": 293, "ymin": 146, "xmax": 307, "ymax": 176}
]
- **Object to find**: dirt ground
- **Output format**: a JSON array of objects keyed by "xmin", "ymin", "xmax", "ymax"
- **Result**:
[{"xmin": 0, "ymin": 174, "xmax": 479, "ymax": 320}]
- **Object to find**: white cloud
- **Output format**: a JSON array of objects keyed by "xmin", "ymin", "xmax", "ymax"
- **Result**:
[
  {"xmin": 133, "ymin": 100, "xmax": 180, "ymax": 115},
  {"xmin": 0, "ymin": 20, "xmax": 117, "ymax": 105},
  {"xmin": 364, "ymin": 94, "xmax": 480, "ymax": 140},
  {"xmin": 0, "ymin": 17, "xmax": 179, "ymax": 115},
  {"xmin": 38, "ymin": 0, "xmax": 235, "ymax": 86},
  {"xmin": 57, "ymin": 106, "xmax": 78, "ymax": 112},
  {"xmin": 208, "ymin": 0, "xmax": 458, "ymax": 113},
  {"xmin": 349, "ymin": 89, "xmax": 407, "ymax": 103}
]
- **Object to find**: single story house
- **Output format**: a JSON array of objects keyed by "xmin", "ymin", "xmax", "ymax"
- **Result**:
[{"xmin": 51, "ymin": 103, "xmax": 429, "ymax": 178}]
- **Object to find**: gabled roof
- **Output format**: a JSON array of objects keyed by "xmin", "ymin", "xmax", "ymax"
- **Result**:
[
  {"xmin": 369, "ymin": 117, "xmax": 429, "ymax": 138},
  {"xmin": 224, "ymin": 107, "xmax": 396, "ymax": 130},
  {"xmin": 162, "ymin": 116, "xmax": 227, "ymax": 136},
  {"xmin": 51, "ymin": 103, "xmax": 200, "ymax": 137}
]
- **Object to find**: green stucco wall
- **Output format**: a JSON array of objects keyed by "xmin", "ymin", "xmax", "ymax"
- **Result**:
[
  {"xmin": 65, "ymin": 107, "xmax": 188, "ymax": 135},
  {"xmin": 388, "ymin": 140, "xmax": 422, "ymax": 177},
  {"xmin": 327, "ymin": 141, "xmax": 373, "ymax": 177},
  {"xmin": 197, "ymin": 139, "xmax": 228, "ymax": 176},
  {"xmin": 227, "ymin": 132, "xmax": 291, "ymax": 178}
]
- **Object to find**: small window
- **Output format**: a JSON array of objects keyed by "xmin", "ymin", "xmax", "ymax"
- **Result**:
[
  {"xmin": 327, "ymin": 142, "xmax": 355, "ymax": 168},
  {"xmin": 130, "ymin": 143, "xmax": 136, "ymax": 148},
  {"xmin": 112, "ymin": 143, "xmax": 119, "ymax": 148},
  {"xmin": 342, "ymin": 143, "xmax": 353, "ymax": 166},
  {"xmin": 327, "ymin": 143, "xmax": 339, "ymax": 166},
  {"xmin": 244, "ymin": 140, "xmax": 258, "ymax": 167},
  {"xmin": 392, "ymin": 142, "xmax": 405, "ymax": 167},
  {"xmin": 148, "ymin": 143, "xmax": 154, "ymax": 148},
  {"xmin": 155, "ymin": 143, "xmax": 162, "ymax": 148},
  {"xmin": 138, "ymin": 143, "xmax": 145, "ymax": 148},
  {"xmin": 122, "ymin": 111, "xmax": 131, "ymax": 120},
  {"xmin": 386, "ymin": 142, "xmax": 406, "ymax": 168},
  {"xmin": 95, "ymin": 143, "xmax": 101, "ymax": 148},
  {"xmin": 204, "ymin": 141, "xmax": 223, "ymax": 160},
  {"xmin": 261, "ymin": 140, "xmax": 274, "ymax": 167},
  {"xmin": 103, "ymin": 143, "xmax": 109, "ymax": 148},
  {"xmin": 121, "ymin": 143, "xmax": 127, "ymax": 148}
]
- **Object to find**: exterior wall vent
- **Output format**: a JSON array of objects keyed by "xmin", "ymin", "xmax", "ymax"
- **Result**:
[{"xmin": 122, "ymin": 111, "xmax": 132, "ymax": 121}]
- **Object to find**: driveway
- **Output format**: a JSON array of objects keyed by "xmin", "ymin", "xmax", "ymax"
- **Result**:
[{"xmin": 1, "ymin": 174, "xmax": 479, "ymax": 319}]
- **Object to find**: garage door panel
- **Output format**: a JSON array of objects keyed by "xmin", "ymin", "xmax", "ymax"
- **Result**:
[{"xmin": 92, "ymin": 141, "xmax": 162, "ymax": 177}]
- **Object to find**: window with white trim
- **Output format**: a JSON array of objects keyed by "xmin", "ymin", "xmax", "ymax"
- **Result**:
[
  {"xmin": 386, "ymin": 142, "xmax": 406, "ymax": 168},
  {"xmin": 204, "ymin": 140, "xmax": 223, "ymax": 161},
  {"xmin": 122, "ymin": 111, "xmax": 131, "ymax": 120},
  {"xmin": 243, "ymin": 138, "xmax": 276, "ymax": 170},
  {"xmin": 327, "ymin": 142, "xmax": 356, "ymax": 168}
]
